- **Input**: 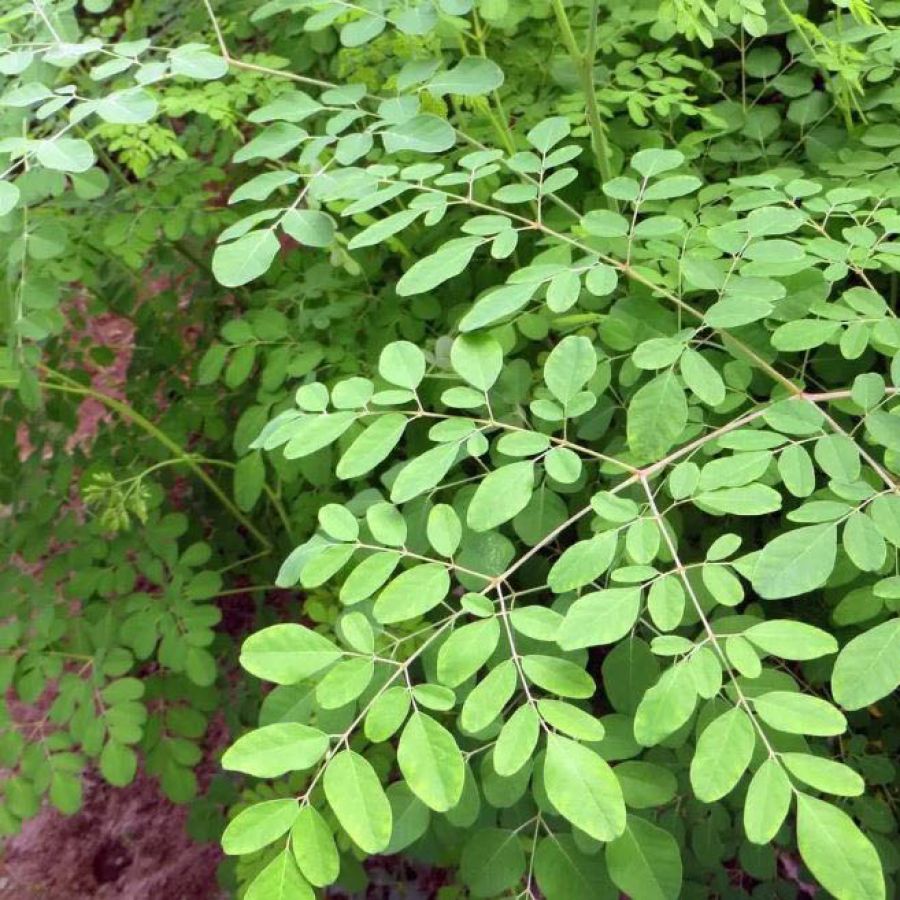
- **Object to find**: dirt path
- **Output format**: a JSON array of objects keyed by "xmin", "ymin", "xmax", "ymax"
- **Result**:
[{"xmin": 0, "ymin": 770, "xmax": 224, "ymax": 899}]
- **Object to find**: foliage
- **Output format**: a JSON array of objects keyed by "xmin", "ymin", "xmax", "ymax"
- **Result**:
[{"xmin": 2, "ymin": 0, "xmax": 900, "ymax": 897}]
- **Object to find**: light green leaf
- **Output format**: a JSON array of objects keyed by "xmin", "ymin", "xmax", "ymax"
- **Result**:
[
  {"xmin": 751, "ymin": 524, "xmax": 837, "ymax": 600},
  {"xmin": 382, "ymin": 114, "xmax": 456, "ymax": 155},
  {"xmin": 606, "ymin": 816, "xmax": 682, "ymax": 900},
  {"xmin": 437, "ymin": 618, "xmax": 501, "ymax": 687},
  {"xmin": 428, "ymin": 57, "xmax": 504, "ymax": 95},
  {"xmin": 0, "ymin": 181, "xmax": 20, "ymax": 216},
  {"xmin": 752, "ymin": 691, "xmax": 846, "ymax": 736},
  {"xmin": 213, "ymin": 231, "xmax": 280, "ymax": 287},
  {"xmin": 336, "ymin": 413, "xmax": 407, "ymax": 479},
  {"xmin": 557, "ymin": 588, "xmax": 641, "ymax": 649},
  {"xmin": 831, "ymin": 618, "xmax": 900, "ymax": 710},
  {"xmin": 379, "ymin": 340, "xmax": 426, "ymax": 389},
  {"xmin": 374, "ymin": 563, "xmax": 451, "ymax": 624},
  {"xmin": 222, "ymin": 723, "xmax": 329, "ymax": 777},
  {"xmin": 544, "ymin": 335, "xmax": 597, "ymax": 405},
  {"xmin": 547, "ymin": 532, "xmax": 617, "ymax": 593},
  {"xmin": 680, "ymin": 348, "xmax": 725, "ymax": 406},
  {"xmin": 397, "ymin": 711, "xmax": 465, "ymax": 812},
  {"xmin": 627, "ymin": 373, "xmax": 688, "ymax": 462},
  {"xmin": 35, "ymin": 138, "xmax": 95, "ymax": 173},
  {"xmin": 246, "ymin": 850, "xmax": 313, "ymax": 900},
  {"xmin": 796, "ymin": 794, "xmax": 885, "ymax": 900},
  {"xmin": 451, "ymin": 334, "xmax": 503, "ymax": 391},
  {"xmin": 291, "ymin": 806, "xmax": 340, "ymax": 886},
  {"xmin": 323, "ymin": 750, "xmax": 392, "ymax": 853},
  {"xmin": 633, "ymin": 663, "xmax": 697, "ymax": 746},
  {"xmin": 340, "ymin": 552, "xmax": 400, "ymax": 605},
  {"xmin": 743, "ymin": 758, "xmax": 791, "ymax": 845},
  {"xmin": 240, "ymin": 623, "xmax": 341, "ymax": 684},
  {"xmin": 390, "ymin": 440, "xmax": 461, "ymax": 503},
  {"xmin": 281, "ymin": 209, "xmax": 334, "ymax": 247},
  {"xmin": 222, "ymin": 799, "xmax": 299, "ymax": 855},
  {"xmin": 744, "ymin": 620, "xmax": 837, "ymax": 660},
  {"xmin": 460, "ymin": 660, "xmax": 517, "ymax": 734},
  {"xmin": 782, "ymin": 753, "xmax": 864, "ymax": 797},
  {"xmin": 689, "ymin": 707, "xmax": 755, "ymax": 801},
  {"xmin": 521, "ymin": 654, "xmax": 595, "ymax": 699},
  {"xmin": 494, "ymin": 704, "xmax": 539, "ymax": 776},
  {"xmin": 543, "ymin": 733, "xmax": 626, "ymax": 842},
  {"xmin": 467, "ymin": 461, "xmax": 534, "ymax": 531},
  {"xmin": 631, "ymin": 148, "xmax": 685, "ymax": 177}
]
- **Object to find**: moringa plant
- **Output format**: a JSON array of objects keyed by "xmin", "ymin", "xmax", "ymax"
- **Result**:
[{"xmin": 2, "ymin": 0, "xmax": 899, "ymax": 897}]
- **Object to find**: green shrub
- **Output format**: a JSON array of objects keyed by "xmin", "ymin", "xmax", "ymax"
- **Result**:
[{"xmin": 2, "ymin": 0, "xmax": 900, "ymax": 897}]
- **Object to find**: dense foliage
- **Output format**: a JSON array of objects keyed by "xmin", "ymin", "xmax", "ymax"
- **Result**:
[{"xmin": 3, "ymin": 0, "xmax": 900, "ymax": 896}]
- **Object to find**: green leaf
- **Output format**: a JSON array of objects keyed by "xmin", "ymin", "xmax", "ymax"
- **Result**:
[
  {"xmin": 315, "ymin": 657, "xmax": 374, "ymax": 708},
  {"xmin": 340, "ymin": 552, "xmax": 400, "ymax": 604},
  {"xmin": 606, "ymin": 816, "xmax": 682, "ymax": 900},
  {"xmin": 460, "ymin": 828, "xmax": 526, "ymax": 898},
  {"xmin": 680, "ymin": 348, "xmax": 725, "ymax": 406},
  {"xmin": 213, "ymin": 231, "xmax": 280, "ymax": 287},
  {"xmin": 365, "ymin": 687, "xmax": 411, "ymax": 742},
  {"xmin": 543, "ymin": 733, "xmax": 626, "ymax": 842},
  {"xmin": 831, "ymin": 618, "xmax": 900, "ymax": 710},
  {"xmin": 467, "ymin": 461, "xmax": 534, "ymax": 531},
  {"xmin": 631, "ymin": 148, "xmax": 685, "ymax": 177},
  {"xmin": 379, "ymin": 340, "xmax": 426, "ymax": 389},
  {"xmin": 627, "ymin": 373, "xmax": 688, "ymax": 462},
  {"xmin": 336, "ymin": 413, "xmax": 407, "ymax": 479},
  {"xmin": 743, "ymin": 758, "xmax": 791, "ymax": 845},
  {"xmin": 282, "ymin": 209, "xmax": 334, "ymax": 247},
  {"xmin": 428, "ymin": 57, "xmax": 504, "ymax": 95},
  {"xmin": 547, "ymin": 532, "xmax": 617, "ymax": 593},
  {"xmin": 36, "ymin": 138, "xmax": 95, "ymax": 173},
  {"xmin": 318, "ymin": 503, "xmax": 358, "ymax": 541},
  {"xmin": 493, "ymin": 704, "xmax": 539, "ymax": 776},
  {"xmin": 246, "ymin": 850, "xmax": 313, "ymax": 900},
  {"xmin": 283, "ymin": 413, "xmax": 356, "ymax": 460},
  {"xmin": 689, "ymin": 708, "xmax": 755, "ymax": 801},
  {"xmin": 460, "ymin": 660, "xmax": 517, "ymax": 734},
  {"xmin": 390, "ymin": 441, "xmax": 461, "ymax": 503},
  {"xmin": 796, "ymin": 794, "xmax": 885, "ymax": 900},
  {"xmin": 750, "ymin": 524, "xmax": 837, "ymax": 600},
  {"xmin": 521, "ymin": 654, "xmax": 595, "ymax": 699},
  {"xmin": 744, "ymin": 620, "xmax": 837, "ymax": 660},
  {"xmin": 544, "ymin": 335, "xmax": 597, "ymax": 405},
  {"xmin": 397, "ymin": 711, "xmax": 465, "ymax": 812},
  {"xmin": 451, "ymin": 334, "xmax": 503, "ymax": 391},
  {"xmin": 437, "ymin": 618, "xmax": 501, "ymax": 687},
  {"xmin": 634, "ymin": 663, "xmax": 697, "ymax": 746},
  {"xmin": 843, "ymin": 512, "xmax": 886, "ymax": 572},
  {"xmin": 779, "ymin": 444, "xmax": 815, "ymax": 497},
  {"xmin": 222, "ymin": 723, "xmax": 328, "ymax": 777},
  {"xmin": 536, "ymin": 699, "xmax": 605, "ymax": 741},
  {"xmin": 752, "ymin": 691, "xmax": 846, "ymax": 736},
  {"xmin": 374, "ymin": 563, "xmax": 451, "ymax": 624},
  {"xmin": 557, "ymin": 588, "xmax": 641, "ymax": 649},
  {"xmin": 240, "ymin": 623, "xmax": 342, "ymax": 684},
  {"xmin": 323, "ymin": 750, "xmax": 392, "ymax": 853},
  {"xmin": 781, "ymin": 753, "xmax": 864, "ymax": 797},
  {"xmin": 0, "ymin": 180, "xmax": 20, "ymax": 216},
  {"xmin": 99, "ymin": 740, "xmax": 137, "ymax": 787},
  {"xmin": 384, "ymin": 782, "xmax": 430, "ymax": 853},
  {"xmin": 696, "ymin": 484, "xmax": 781, "ymax": 516},
  {"xmin": 382, "ymin": 114, "xmax": 456, "ymax": 154},
  {"xmin": 427, "ymin": 503, "xmax": 462, "ymax": 557},
  {"xmin": 222, "ymin": 799, "xmax": 299, "ymax": 855},
  {"xmin": 290, "ymin": 806, "xmax": 339, "ymax": 886}
]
